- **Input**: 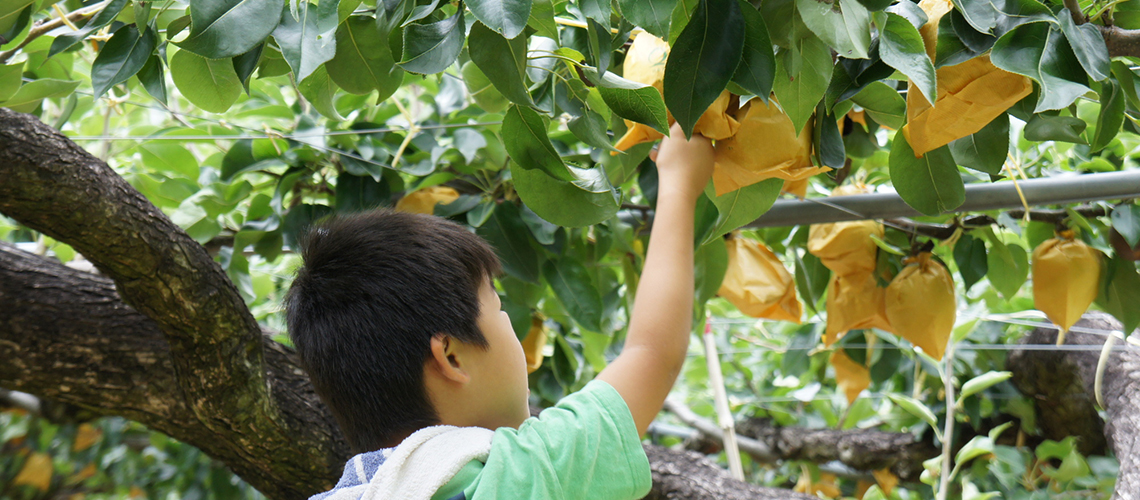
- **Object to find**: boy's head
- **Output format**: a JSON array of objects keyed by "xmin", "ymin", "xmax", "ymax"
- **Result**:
[{"xmin": 285, "ymin": 209, "xmax": 530, "ymax": 452}]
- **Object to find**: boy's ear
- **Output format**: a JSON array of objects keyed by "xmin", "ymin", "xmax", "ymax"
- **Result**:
[{"xmin": 429, "ymin": 335, "xmax": 471, "ymax": 385}]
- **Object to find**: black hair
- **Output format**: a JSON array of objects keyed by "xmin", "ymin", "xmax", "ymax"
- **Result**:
[{"xmin": 284, "ymin": 209, "xmax": 501, "ymax": 452}]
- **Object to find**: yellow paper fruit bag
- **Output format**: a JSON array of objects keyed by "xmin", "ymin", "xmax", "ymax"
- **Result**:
[
  {"xmin": 830, "ymin": 349, "xmax": 870, "ymax": 406},
  {"xmin": 520, "ymin": 316, "xmax": 547, "ymax": 373},
  {"xmin": 712, "ymin": 98, "xmax": 828, "ymax": 195},
  {"xmin": 808, "ymin": 220, "xmax": 884, "ymax": 277},
  {"xmin": 394, "ymin": 186, "xmax": 460, "ymax": 215},
  {"xmin": 1032, "ymin": 232, "xmax": 1102, "ymax": 341},
  {"xmin": 885, "ymin": 253, "xmax": 956, "ymax": 360},
  {"xmin": 613, "ymin": 33, "xmax": 739, "ymax": 151},
  {"xmin": 824, "ymin": 271, "xmax": 894, "ymax": 345},
  {"xmin": 902, "ymin": 0, "xmax": 1033, "ymax": 156},
  {"xmin": 795, "ymin": 471, "xmax": 841, "ymax": 498},
  {"xmin": 718, "ymin": 236, "xmax": 802, "ymax": 322}
]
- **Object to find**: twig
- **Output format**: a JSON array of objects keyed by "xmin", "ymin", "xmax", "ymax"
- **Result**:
[
  {"xmin": 0, "ymin": 0, "xmax": 112, "ymax": 64},
  {"xmin": 936, "ymin": 343, "xmax": 957, "ymax": 500},
  {"xmin": 1064, "ymin": 0, "xmax": 1086, "ymax": 24}
]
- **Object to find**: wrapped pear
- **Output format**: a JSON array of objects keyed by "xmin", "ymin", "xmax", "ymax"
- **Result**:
[
  {"xmin": 612, "ymin": 33, "xmax": 739, "ymax": 151},
  {"xmin": 395, "ymin": 186, "xmax": 460, "ymax": 215},
  {"xmin": 829, "ymin": 349, "xmax": 870, "ymax": 406},
  {"xmin": 824, "ymin": 271, "xmax": 893, "ymax": 345},
  {"xmin": 520, "ymin": 316, "xmax": 547, "ymax": 373},
  {"xmin": 808, "ymin": 220, "xmax": 884, "ymax": 277},
  {"xmin": 712, "ymin": 98, "xmax": 828, "ymax": 195},
  {"xmin": 718, "ymin": 236, "xmax": 802, "ymax": 322},
  {"xmin": 1032, "ymin": 232, "xmax": 1102, "ymax": 342},
  {"xmin": 885, "ymin": 253, "xmax": 956, "ymax": 360},
  {"xmin": 901, "ymin": 0, "xmax": 1033, "ymax": 156}
]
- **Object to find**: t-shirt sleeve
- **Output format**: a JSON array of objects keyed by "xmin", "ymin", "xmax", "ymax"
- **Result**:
[{"xmin": 466, "ymin": 380, "xmax": 652, "ymax": 500}]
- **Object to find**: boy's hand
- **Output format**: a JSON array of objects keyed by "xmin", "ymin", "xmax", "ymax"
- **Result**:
[
  {"xmin": 650, "ymin": 123, "xmax": 715, "ymax": 201},
  {"xmin": 596, "ymin": 123, "xmax": 714, "ymax": 436}
]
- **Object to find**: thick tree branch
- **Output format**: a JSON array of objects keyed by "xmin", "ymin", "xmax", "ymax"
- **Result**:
[
  {"xmin": 0, "ymin": 242, "xmax": 348, "ymax": 499},
  {"xmin": 1008, "ymin": 313, "xmax": 1140, "ymax": 500},
  {"xmin": 0, "ymin": 108, "xmax": 280, "ymax": 445},
  {"xmin": 1100, "ymin": 25, "xmax": 1140, "ymax": 58},
  {"xmin": 643, "ymin": 445, "xmax": 816, "ymax": 500}
]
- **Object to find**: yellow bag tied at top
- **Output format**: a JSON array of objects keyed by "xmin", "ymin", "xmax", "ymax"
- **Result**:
[
  {"xmin": 712, "ymin": 98, "xmax": 828, "ymax": 195},
  {"xmin": 1032, "ymin": 232, "xmax": 1102, "ymax": 341},
  {"xmin": 613, "ymin": 33, "xmax": 739, "ymax": 151},
  {"xmin": 395, "ymin": 186, "xmax": 460, "ymax": 214},
  {"xmin": 830, "ymin": 349, "xmax": 870, "ymax": 406},
  {"xmin": 902, "ymin": 0, "xmax": 1033, "ymax": 156},
  {"xmin": 718, "ymin": 236, "xmax": 803, "ymax": 322},
  {"xmin": 885, "ymin": 253, "xmax": 956, "ymax": 360},
  {"xmin": 520, "ymin": 316, "xmax": 548, "ymax": 374},
  {"xmin": 809, "ymin": 220, "xmax": 884, "ymax": 276},
  {"xmin": 824, "ymin": 271, "xmax": 894, "ymax": 346}
]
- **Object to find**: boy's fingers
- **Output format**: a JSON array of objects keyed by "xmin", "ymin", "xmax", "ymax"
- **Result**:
[{"xmin": 649, "ymin": 145, "xmax": 659, "ymax": 162}]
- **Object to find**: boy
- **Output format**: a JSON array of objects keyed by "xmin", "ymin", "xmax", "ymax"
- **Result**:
[{"xmin": 285, "ymin": 123, "xmax": 715, "ymax": 499}]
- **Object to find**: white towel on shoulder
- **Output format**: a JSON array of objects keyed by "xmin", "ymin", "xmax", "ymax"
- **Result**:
[{"xmin": 325, "ymin": 425, "xmax": 494, "ymax": 500}]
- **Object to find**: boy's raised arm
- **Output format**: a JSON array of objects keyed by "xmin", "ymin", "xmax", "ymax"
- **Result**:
[{"xmin": 597, "ymin": 123, "xmax": 715, "ymax": 436}]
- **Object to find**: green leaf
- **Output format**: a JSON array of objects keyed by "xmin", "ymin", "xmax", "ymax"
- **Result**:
[
  {"xmin": 825, "ymin": 47, "xmax": 896, "ymax": 105},
  {"xmin": 952, "ymin": 233, "xmax": 988, "ymax": 290},
  {"xmin": 586, "ymin": 17, "xmax": 611, "ymax": 75},
  {"xmin": 326, "ymin": 15, "xmax": 405, "ymax": 96},
  {"xmin": 957, "ymin": 371, "xmax": 1012, "ymax": 404},
  {"xmin": 400, "ymin": 8, "xmax": 465, "ymax": 74},
  {"xmin": 814, "ymin": 106, "xmax": 845, "ymax": 169},
  {"xmin": 949, "ymin": 113, "xmax": 1009, "ymax": 175},
  {"xmin": 1057, "ymin": 8, "xmax": 1109, "ymax": 82},
  {"xmin": 335, "ymin": 172, "xmax": 389, "ymax": 212},
  {"xmin": 271, "ymin": 0, "xmax": 339, "ymax": 82},
  {"xmin": 461, "ymin": 61, "xmax": 509, "ymax": 113},
  {"xmin": 879, "ymin": 12, "xmax": 936, "ymax": 104},
  {"xmin": 578, "ymin": 0, "xmax": 612, "ymax": 30},
  {"xmin": 991, "ymin": 21, "xmax": 1091, "ymax": 113},
  {"xmin": 955, "ymin": 435, "xmax": 995, "ymax": 464},
  {"xmin": 1, "ymin": 78, "xmax": 81, "ymax": 113},
  {"xmin": 984, "ymin": 234, "xmax": 1029, "ymax": 299},
  {"xmin": 773, "ymin": 32, "xmax": 833, "ymax": 134},
  {"xmin": 794, "ymin": 250, "xmax": 829, "ymax": 314},
  {"xmin": 49, "ymin": 0, "xmax": 130, "ymax": 57},
  {"xmin": 179, "ymin": 0, "xmax": 285, "ymax": 59},
  {"xmin": 0, "ymin": 0, "xmax": 34, "ymax": 35},
  {"xmin": 544, "ymin": 258, "xmax": 605, "ymax": 331},
  {"xmin": 221, "ymin": 139, "xmax": 284, "ymax": 180},
  {"xmin": 297, "ymin": 66, "xmax": 345, "ymax": 120},
  {"xmin": 1096, "ymin": 256, "xmax": 1140, "ymax": 335},
  {"xmin": 694, "ymin": 236, "xmax": 728, "ymax": 304},
  {"xmin": 796, "ymin": 0, "xmax": 872, "ymax": 59},
  {"xmin": 580, "ymin": 66, "xmax": 670, "ymax": 133},
  {"xmin": 510, "ymin": 162, "xmax": 620, "ymax": 227},
  {"xmin": 468, "ymin": 21, "xmax": 534, "ymax": 106},
  {"xmin": 731, "ymin": 0, "xmax": 775, "ymax": 100},
  {"xmin": 1022, "ymin": 113, "xmax": 1087, "ymax": 144},
  {"xmin": 477, "ymin": 202, "xmax": 542, "ymax": 283},
  {"xmin": 467, "ymin": 0, "xmax": 531, "ymax": 39},
  {"xmin": 502, "ymin": 104, "xmax": 572, "ymax": 180},
  {"xmin": 888, "ymin": 135, "xmax": 965, "ymax": 216},
  {"xmin": 135, "ymin": 52, "xmax": 168, "ymax": 105},
  {"xmin": 617, "ymin": 0, "xmax": 676, "ymax": 39},
  {"xmin": 1091, "ymin": 80, "xmax": 1125, "ymax": 152},
  {"xmin": 951, "ymin": 0, "xmax": 998, "ymax": 34},
  {"xmin": 887, "ymin": 393, "xmax": 940, "ymax": 435},
  {"xmin": 699, "ymin": 178, "xmax": 782, "ymax": 245},
  {"xmin": 170, "ymin": 48, "xmax": 243, "ymax": 113},
  {"xmin": 1112, "ymin": 205, "xmax": 1140, "ymax": 248},
  {"xmin": 662, "ymin": 0, "xmax": 744, "ymax": 138},
  {"xmin": 232, "ymin": 43, "xmax": 264, "ymax": 94},
  {"xmin": 91, "ymin": 25, "xmax": 157, "ymax": 98},
  {"xmin": 568, "ymin": 110, "xmax": 620, "ymax": 153},
  {"xmin": 528, "ymin": 0, "xmax": 559, "ymax": 41},
  {"xmin": 0, "ymin": 63, "xmax": 21, "ymax": 102}
]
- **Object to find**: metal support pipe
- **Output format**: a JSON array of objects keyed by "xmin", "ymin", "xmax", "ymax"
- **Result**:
[{"xmin": 746, "ymin": 170, "xmax": 1140, "ymax": 228}]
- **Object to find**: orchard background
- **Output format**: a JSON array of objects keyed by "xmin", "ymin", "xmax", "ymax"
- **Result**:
[{"xmin": 2, "ymin": 0, "xmax": 1140, "ymax": 498}]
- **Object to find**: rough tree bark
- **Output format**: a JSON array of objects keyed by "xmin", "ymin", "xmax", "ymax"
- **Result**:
[
  {"xmin": 1008, "ymin": 314, "xmax": 1140, "ymax": 500},
  {"xmin": 0, "ymin": 108, "xmax": 811, "ymax": 499}
]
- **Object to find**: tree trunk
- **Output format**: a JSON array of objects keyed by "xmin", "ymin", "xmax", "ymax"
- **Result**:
[{"xmin": 1007, "ymin": 313, "xmax": 1140, "ymax": 500}]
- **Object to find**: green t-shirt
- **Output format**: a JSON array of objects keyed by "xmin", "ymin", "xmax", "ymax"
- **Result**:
[{"xmin": 431, "ymin": 380, "xmax": 652, "ymax": 500}]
